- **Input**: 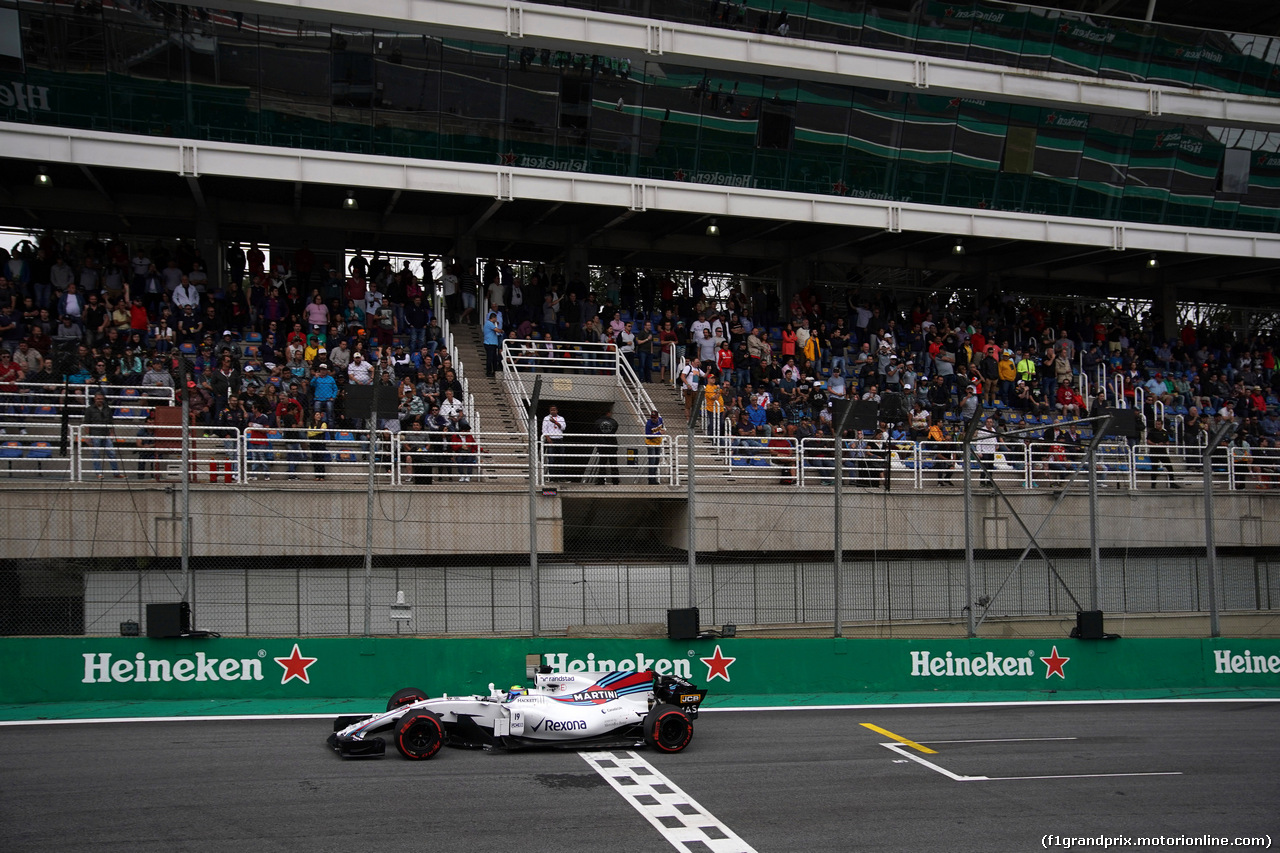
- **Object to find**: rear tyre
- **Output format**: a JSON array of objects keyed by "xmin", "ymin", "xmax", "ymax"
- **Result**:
[
  {"xmin": 643, "ymin": 703, "xmax": 693, "ymax": 753},
  {"xmin": 395, "ymin": 711, "xmax": 444, "ymax": 760},
  {"xmin": 387, "ymin": 687, "xmax": 429, "ymax": 712}
]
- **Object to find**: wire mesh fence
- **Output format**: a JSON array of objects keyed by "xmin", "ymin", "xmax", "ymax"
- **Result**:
[{"xmin": 1, "ymin": 421, "xmax": 1278, "ymax": 638}]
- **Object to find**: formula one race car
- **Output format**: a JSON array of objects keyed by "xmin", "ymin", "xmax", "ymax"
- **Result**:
[{"xmin": 326, "ymin": 668, "xmax": 708, "ymax": 760}]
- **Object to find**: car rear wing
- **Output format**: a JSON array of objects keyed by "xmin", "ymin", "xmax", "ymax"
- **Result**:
[{"xmin": 653, "ymin": 673, "xmax": 707, "ymax": 717}]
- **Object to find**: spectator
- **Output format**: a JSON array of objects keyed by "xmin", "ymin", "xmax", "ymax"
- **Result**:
[
  {"xmin": 541, "ymin": 404, "xmax": 566, "ymax": 481},
  {"xmin": 83, "ymin": 391, "xmax": 124, "ymax": 479}
]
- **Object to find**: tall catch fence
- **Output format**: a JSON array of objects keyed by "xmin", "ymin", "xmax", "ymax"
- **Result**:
[{"xmin": 1, "ymin": 379, "xmax": 1277, "ymax": 640}]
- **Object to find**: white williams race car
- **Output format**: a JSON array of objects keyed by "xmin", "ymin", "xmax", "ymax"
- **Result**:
[{"xmin": 327, "ymin": 667, "xmax": 708, "ymax": 760}]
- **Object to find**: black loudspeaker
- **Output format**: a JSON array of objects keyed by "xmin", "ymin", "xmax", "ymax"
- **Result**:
[
  {"xmin": 667, "ymin": 608, "xmax": 700, "ymax": 640},
  {"xmin": 1075, "ymin": 609, "xmax": 1104, "ymax": 640},
  {"xmin": 1102, "ymin": 408, "xmax": 1139, "ymax": 439},
  {"xmin": 879, "ymin": 393, "xmax": 908, "ymax": 423},
  {"xmin": 147, "ymin": 602, "xmax": 191, "ymax": 638},
  {"xmin": 833, "ymin": 399, "xmax": 880, "ymax": 432}
]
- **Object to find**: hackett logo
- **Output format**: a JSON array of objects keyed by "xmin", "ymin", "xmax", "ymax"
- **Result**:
[{"xmin": 910, "ymin": 647, "xmax": 1070, "ymax": 679}]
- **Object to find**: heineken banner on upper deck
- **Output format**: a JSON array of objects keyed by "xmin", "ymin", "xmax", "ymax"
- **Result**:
[{"xmin": 1, "ymin": 637, "xmax": 1277, "ymax": 705}]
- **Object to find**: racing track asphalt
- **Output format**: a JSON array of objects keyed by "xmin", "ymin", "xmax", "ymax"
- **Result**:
[{"xmin": 1, "ymin": 702, "xmax": 1277, "ymax": 853}]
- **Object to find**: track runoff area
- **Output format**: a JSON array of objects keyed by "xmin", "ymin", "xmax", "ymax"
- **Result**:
[{"xmin": 2, "ymin": 700, "xmax": 1276, "ymax": 852}]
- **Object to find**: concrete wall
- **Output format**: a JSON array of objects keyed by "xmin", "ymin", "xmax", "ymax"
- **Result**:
[{"xmin": 0, "ymin": 483, "xmax": 1275, "ymax": 560}]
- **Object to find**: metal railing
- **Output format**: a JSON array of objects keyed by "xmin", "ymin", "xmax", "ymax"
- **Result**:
[
  {"xmin": 3, "ymin": 422, "xmax": 1277, "ymax": 492},
  {"xmin": 3, "ymin": 382, "xmax": 176, "ymax": 422},
  {"xmin": 500, "ymin": 339, "xmax": 656, "ymax": 419}
]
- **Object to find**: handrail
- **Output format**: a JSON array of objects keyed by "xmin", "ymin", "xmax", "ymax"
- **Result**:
[
  {"xmin": 1, "ymin": 422, "xmax": 1274, "ymax": 492},
  {"xmin": 499, "ymin": 339, "xmax": 656, "ymax": 421}
]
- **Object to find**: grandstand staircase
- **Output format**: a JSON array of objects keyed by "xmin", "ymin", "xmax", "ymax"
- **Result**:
[{"xmin": 451, "ymin": 323, "xmax": 522, "ymax": 433}]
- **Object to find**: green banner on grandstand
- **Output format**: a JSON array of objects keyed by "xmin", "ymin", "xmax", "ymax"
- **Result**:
[{"xmin": 0, "ymin": 637, "xmax": 1277, "ymax": 705}]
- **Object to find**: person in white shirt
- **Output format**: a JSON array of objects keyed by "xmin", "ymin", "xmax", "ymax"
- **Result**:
[
  {"xmin": 439, "ymin": 389, "xmax": 465, "ymax": 420},
  {"xmin": 347, "ymin": 352, "xmax": 374, "ymax": 385},
  {"xmin": 171, "ymin": 277, "xmax": 200, "ymax": 311},
  {"xmin": 541, "ymin": 404, "xmax": 567, "ymax": 481}
]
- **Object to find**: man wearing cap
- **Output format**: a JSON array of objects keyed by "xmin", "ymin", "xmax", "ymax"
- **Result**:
[
  {"xmin": 142, "ymin": 358, "xmax": 173, "ymax": 400},
  {"xmin": 312, "ymin": 362, "xmax": 338, "ymax": 421},
  {"xmin": 347, "ymin": 351, "xmax": 373, "ymax": 385}
]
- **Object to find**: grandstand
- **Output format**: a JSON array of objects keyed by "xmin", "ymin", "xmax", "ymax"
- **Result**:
[{"xmin": 0, "ymin": 0, "xmax": 1277, "ymax": 638}]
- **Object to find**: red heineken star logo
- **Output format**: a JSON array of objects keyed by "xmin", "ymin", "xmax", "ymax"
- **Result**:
[
  {"xmin": 1046, "ymin": 113, "xmax": 1057, "ymax": 125},
  {"xmin": 948, "ymin": 98, "xmax": 961, "ymax": 109},
  {"xmin": 1058, "ymin": 22, "xmax": 1070, "ymax": 34},
  {"xmin": 1040, "ymin": 646, "xmax": 1070, "ymax": 679},
  {"xmin": 673, "ymin": 169, "xmax": 686, "ymax": 181},
  {"xmin": 700, "ymin": 645, "xmax": 736, "ymax": 682},
  {"xmin": 501, "ymin": 151, "xmax": 518, "ymax": 166},
  {"xmin": 275, "ymin": 644, "xmax": 317, "ymax": 684},
  {"xmin": 832, "ymin": 179, "xmax": 848, "ymax": 195}
]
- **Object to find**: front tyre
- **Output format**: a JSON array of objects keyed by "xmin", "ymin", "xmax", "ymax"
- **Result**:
[
  {"xmin": 643, "ymin": 704, "xmax": 693, "ymax": 753},
  {"xmin": 395, "ymin": 711, "xmax": 444, "ymax": 760},
  {"xmin": 387, "ymin": 686, "xmax": 429, "ymax": 712}
]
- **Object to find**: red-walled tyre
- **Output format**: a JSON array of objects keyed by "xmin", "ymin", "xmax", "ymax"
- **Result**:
[
  {"xmin": 395, "ymin": 711, "xmax": 444, "ymax": 760},
  {"xmin": 386, "ymin": 687, "xmax": 429, "ymax": 712},
  {"xmin": 643, "ymin": 704, "xmax": 693, "ymax": 753}
]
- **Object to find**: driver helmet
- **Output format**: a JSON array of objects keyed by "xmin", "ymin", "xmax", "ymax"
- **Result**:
[{"xmin": 505, "ymin": 685, "xmax": 528, "ymax": 702}]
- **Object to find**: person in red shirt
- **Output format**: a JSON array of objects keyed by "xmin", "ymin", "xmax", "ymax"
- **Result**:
[
  {"xmin": 1057, "ymin": 385, "xmax": 1082, "ymax": 417},
  {"xmin": 716, "ymin": 340, "xmax": 734, "ymax": 378},
  {"xmin": 0, "ymin": 349, "xmax": 24, "ymax": 417}
]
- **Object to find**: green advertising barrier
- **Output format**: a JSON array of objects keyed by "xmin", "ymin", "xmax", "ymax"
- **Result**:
[{"xmin": 2, "ymin": 637, "xmax": 1279, "ymax": 707}]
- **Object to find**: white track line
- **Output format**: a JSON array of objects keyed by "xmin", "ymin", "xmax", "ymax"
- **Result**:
[
  {"xmin": 1, "ymin": 696, "xmax": 1276, "ymax": 727},
  {"xmin": 581, "ymin": 750, "xmax": 757, "ymax": 853},
  {"xmin": 881, "ymin": 742, "xmax": 1182, "ymax": 781}
]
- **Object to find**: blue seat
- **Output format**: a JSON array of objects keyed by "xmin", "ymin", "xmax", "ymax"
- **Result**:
[
  {"xmin": 180, "ymin": 343, "xmax": 196, "ymax": 355},
  {"xmin": 245, "ymin": 331, "xmax": 263, "ymax": 344}
]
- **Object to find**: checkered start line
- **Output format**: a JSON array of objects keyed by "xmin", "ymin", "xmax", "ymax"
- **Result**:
[{"xmin": 580, "ymin": 751, "xmax": 758, "ymax": 853}]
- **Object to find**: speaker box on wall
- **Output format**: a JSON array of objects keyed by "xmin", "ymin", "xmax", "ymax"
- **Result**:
[
  {"xmin": 147, "ymin": 602, "xmax": 190, "ymax": 638},
  {"xmin": 667, "ymin": 607, "xmax": 700, "ymax": 640},
  {"xmin": 879, "ymin": 393, "xmax": 908, "ymax": 423},
  {"xmin": 1076, "ymin": 609, "xmax": 1104, "ymax": 640}
]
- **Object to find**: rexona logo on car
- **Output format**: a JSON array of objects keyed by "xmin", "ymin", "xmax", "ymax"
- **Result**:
[
  {"xmin": 1213, "ymin": 649, "xmax": 1280, "ymax": 674},
  {"xmin": 909, "ymin": 647, "xmax": 1071, "ymax": 679},
  {"xmin": 543, "ymin": 652, "xmax": 692, "ymax": 679},
  {"xmin": 532, "ymin": 718, "xmax": 588, "ymax": 732}
]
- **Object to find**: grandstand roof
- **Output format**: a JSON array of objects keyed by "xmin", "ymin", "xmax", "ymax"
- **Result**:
[{"xmin": 3, "ymin": 153, "xmax": 1277, "ymax": 310}]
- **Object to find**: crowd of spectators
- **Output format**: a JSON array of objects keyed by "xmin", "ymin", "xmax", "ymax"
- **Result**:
[{"xmin": 2, "ymin": 233, "xmax": 1278, "ymax": 485}]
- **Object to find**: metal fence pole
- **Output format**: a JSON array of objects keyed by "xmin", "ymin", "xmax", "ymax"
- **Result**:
[
  {"xmin": 1202, "ymin": 422, "xmax": 1237, "ymax": 638},
  {"xmin": 363, "ymin": 382, "xmax": 378, "ymax": 636},
  {"xmin": 528, "ymin": 377, "xmax": 542, "ymax": 637},
  {"xmin": 686, "ymin": 387, "xmax": 704, "ymax": 609},
  {"xmin": 831, "ymin": 403, "xmax": 854, "ymax": 639},
  {"xmin": 180, "ymin": 354, "xmax": 191, "ymax": 603},
  {"xmin": 962, "ymin": 406, "xmax": 984, "ymax": 638}
]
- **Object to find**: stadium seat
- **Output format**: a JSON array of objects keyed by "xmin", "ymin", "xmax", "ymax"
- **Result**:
[
  {"xmin": 245, "ymin": 332, "xmax": 263, "ymax": 344},
  {"xmin": 180, "ymin": 343, "xmax": 196, "ymax": 355}
]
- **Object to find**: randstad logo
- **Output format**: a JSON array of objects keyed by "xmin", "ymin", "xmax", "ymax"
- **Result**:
[{"xmin": 910, "ymin": 647, "xmax": 1070, "ymax": 679}]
